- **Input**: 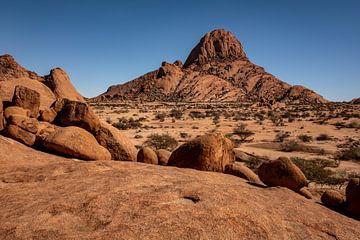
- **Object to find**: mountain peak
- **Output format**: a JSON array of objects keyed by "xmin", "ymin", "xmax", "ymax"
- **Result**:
[{"xmin": 183, "ymin": 29, "xmax": 247, "ymax": 68}]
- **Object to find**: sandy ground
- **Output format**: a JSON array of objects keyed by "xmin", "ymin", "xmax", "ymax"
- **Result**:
[{"xmin": 91, "ymin": 101, "xmax": 360, "ymax": 175}]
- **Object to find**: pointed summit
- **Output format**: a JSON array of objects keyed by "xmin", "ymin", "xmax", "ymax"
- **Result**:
[{"xmin": 183, "ymin": 29, "xmax": 247, "ymax": 68}]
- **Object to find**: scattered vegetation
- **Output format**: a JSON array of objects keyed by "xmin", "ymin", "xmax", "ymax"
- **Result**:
[
  {"xmin": 112, "ymin": 117, "xmax": 142, "ymax": 130},
  {"xmin": 337, "ymin": 146, "xmax": 360, "ymax": 161},
  {"xmin": 291, "ymin": 157, "xmax": 344, "ymax": 185},
  {"xmin": 274, "ymin": 131, "xmax": 290, "ymax": 142},
  {"xmin": 297, "ymin": 134, "xmax": 313, "ymax": 142},
  {"xmin": 144, "ymin": 133, "xmax": 178, "ymax": 151},
  {"xmin": 316, "ymin": 133, "xmax": 332, "ymax": 141}
]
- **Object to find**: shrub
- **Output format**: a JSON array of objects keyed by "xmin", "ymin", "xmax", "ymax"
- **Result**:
[
  {"xmin": 298, "ymin": 134, "xmax": 313, "ymax": 142},
  {"xmin": 291, "ymin": 157, "xmax": 342, "ymax": 185},
  {"xmin": 280, "ymin": 140, "xmax": 325, "ymax": 154},
  {"xmin": 144, "ymin": 133, "xmax": 178, "ymax": 151},
  {"xmin": 170, "ymin": 109, "xmax": 183, "ymax": 120},
  {"xmin": 274, "ymin": 131, "xmax": 290, "ymax": 142},
  {"xmin": 243, "ymin": 156, "xmax": 269, "ymax": 170},
  {"xmin": 112, "ymin": 117, "xmax": 142, "ymax": 130},
  {"xmin": 337, "ymin": 147, "xmax": 360, "ymax": 161},
  {"xmin": 154, "ymin": 112, "xmax": 166, "ymax": 122},
  {"xmin": 316, "ymin": 133, "xmax": 332, "ymax": 141}
]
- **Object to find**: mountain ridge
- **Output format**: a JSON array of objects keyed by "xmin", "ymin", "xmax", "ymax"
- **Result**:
[{"xmin": 93, "ymin": 29, "xmax": 326, "ymax": 104}]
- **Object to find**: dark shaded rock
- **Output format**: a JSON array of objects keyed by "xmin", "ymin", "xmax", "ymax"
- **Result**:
[
  {"xmin": 258, "ymin": 157, "xmax": 307, "ymax": 191},
  {"xmin": 12, "ymin": 85, "xmax": 40, "ymax": 118}
]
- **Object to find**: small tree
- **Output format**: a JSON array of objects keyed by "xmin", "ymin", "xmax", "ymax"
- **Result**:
[{"xmin": 232, "ymin": 123, "xmax": 255, "ymax": 142}]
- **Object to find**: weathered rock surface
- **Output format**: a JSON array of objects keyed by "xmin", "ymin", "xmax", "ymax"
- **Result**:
[
  {"xmin": 94, "ymin": 29, "xmax": 326, "ymax": 104},
  {"xmin": 0, "ymin": 54, "xmax": 43, "ymax": 82},
  {"xmin": 156, "ymin": 149, "xmax": 171, "ymax": 166},
  {"xmin": 39, "ymin": 108, "xmax": 57, "ymax": 123},
  {"xmin": 39, "ymin": 126, "xmax": 111, "ymax": 161},
  {"xmin": 4, "ymin": 106, "xmax": 30, "ymax": 119},
  {"xmin": 224, "ymin": 162, "xmax": 262, "ymax": 184},
  {"xmin": 346, "ymin": 178, "xmax": 360, "ymax": 217},
  {"xmin": 12, "ymin": 85, "xmax": 40, "ymax": 118},
  {"xmin": 168, "ymin": 132, "xmax": 234, "ymax": 172},
  {"xmin": 3, "ymin": 124, "xmax": 36, "ymax": 146},
  {"xmin": 44, "ymin": 68, "xmax": 85, "ymax": 102},
  {"xmin": 0, "ymin": 78, "xmax": 56, "ymax": 110},
  {"xmin": 258, "ymin": 157, "xmax": 307, "ymax": 192},
  {"xmin": 0, "ymin": 99, "xmax": 4, "ymax": 131},
  {"xmin": 321, "ymin": 190, "xmax": 345, "ymax": 210},
  {"xmin": 137, "ymin": 147, "xmax": 159, "ymax": 165},
  {"xmin": 0, "ymin": 135, "xmax": 359, "ymax": 239},
  {"xmin": 53, "ymin": 99, "xmax": 100, "ymax": 134},
  {"xmin": 94, "ymin": 122, "xmax": 137, "ymax": 161},
  {"xmin": 7, "ymin": 115, "xmax": 39, "ymax": 134}
]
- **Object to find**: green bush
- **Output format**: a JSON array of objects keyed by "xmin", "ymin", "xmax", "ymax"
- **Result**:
[{"xmin": 144, "ymin": 133, "xmax": 178, "ymax": 151}]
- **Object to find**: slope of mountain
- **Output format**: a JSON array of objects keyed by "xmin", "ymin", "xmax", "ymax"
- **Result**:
[{"xmin": 94, "ymin": 29, "xmax": 326, "ymax": 104}]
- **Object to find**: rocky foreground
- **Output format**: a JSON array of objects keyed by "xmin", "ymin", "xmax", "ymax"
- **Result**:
[{"xmin": 1, "ymin": 135, "xmax": 360, "ymax": 240}]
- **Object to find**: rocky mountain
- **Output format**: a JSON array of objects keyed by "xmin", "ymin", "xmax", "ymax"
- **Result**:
[{"xmin": 94, "ymin": 29, "xmax": 326, "ymax": 104}]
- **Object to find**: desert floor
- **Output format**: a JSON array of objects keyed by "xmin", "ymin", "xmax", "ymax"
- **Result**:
[{"xmin": 92, "ymin": 101, "xmax": 360, "ymax": 190}]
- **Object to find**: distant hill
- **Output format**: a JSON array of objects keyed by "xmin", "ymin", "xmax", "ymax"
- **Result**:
[{"xmin": 93, "ymin": 29, "xmax": 326, "ymax": 104}]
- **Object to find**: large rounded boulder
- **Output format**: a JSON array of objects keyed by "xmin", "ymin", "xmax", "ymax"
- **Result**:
[
  {"xmin": 321, "ymin": 190, "xmax": 345, "ymax": 209},
  {"xmin": 137, "ymin": 147, "xmax": 158, "ymax": 165},
  {"xmin": 346, "ymin": 178, "xmax": 360, "ymax": 217},
  {"xmin": 156, "ymin": 149, "xmax": 171, "ymax": 166},
  {"xmin": 94, "ymin": 122, "xmax": 137, "ymax": 161},
  {"xmin": 167, "ymin": 132, "xmax": 235, "ymax": 172},
  {"xmin": 258, "ymin": 157, "xmax": 307, "ymax": 191},
  {"xmin": 39, "ymin": 126, "xmax": 111, "ymax": 161},
  {"xmin": 44, "ymin": 68, "xmax": 85, "ymax": 102}
]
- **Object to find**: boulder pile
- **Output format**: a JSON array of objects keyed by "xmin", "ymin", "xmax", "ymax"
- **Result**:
[{"xmin": 0, "ymin": 85, "xmax": 136, "ymax": 161}]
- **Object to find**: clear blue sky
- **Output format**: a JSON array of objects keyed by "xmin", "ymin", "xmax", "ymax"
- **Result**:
[{"xmin": 1, "ymin": 0, "xmax": 359, "ymax": 101}]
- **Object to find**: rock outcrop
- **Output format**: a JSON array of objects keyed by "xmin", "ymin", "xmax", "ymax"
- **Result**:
[
  {"xmin": 0, "ymin": 135, "xmax": 359, "ymax": 239},
  {"xmin": 52, "ymin": 98, "xmax": 100, "ymax": 134},
  {"xmin": 258, "ymin": 157, "xmax": 307, "ymax": 192},
  {"xmin": 0, "ymin": 54, "xmax": 43, "ymax": 82},
  {"xmin": 94, "ymin": 122, "xmax": 137, "ymax": 161},
  {"xmin": 39, "ymin": 126, "xmax": 111, "ymax": 161},
  {"xmin": 168, "ymin": 132, "xmax": 234, "ymax": 172},
  {"xmin": 0, "ymin": 99, "xmax": 4, "ymax": 131},
  {"xmin": 346, "ymin": 178, "xmax": 360, "ymax": 217},
  {"xmin": 94, "ymin": 29, "xmax": 326, "ymax": 104},
  {"xmin": 12, "ymin": 85, "xmax": 40, "ymax": 118},
  {"xmin": 44, "ymin": 68, "xmax": 85, "ymax": 102}
]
